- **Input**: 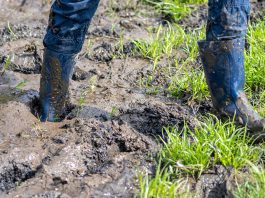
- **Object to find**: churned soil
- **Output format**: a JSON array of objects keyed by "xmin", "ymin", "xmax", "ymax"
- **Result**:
[{"xmin": 0, "ymin": 0, "xmax": 264, "ymax": 197}]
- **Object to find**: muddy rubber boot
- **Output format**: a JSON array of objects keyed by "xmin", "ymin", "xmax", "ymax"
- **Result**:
[
  {"xmin": 198, "ymin": 38, "xmax": 265, "ymax": 138},
  {"xmin": 39, "ymin": 48, "xmax": 76, "ymax": 122}
]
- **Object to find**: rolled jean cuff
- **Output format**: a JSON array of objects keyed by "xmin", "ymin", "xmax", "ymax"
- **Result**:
[{"xmin": 206, "ymin": 0, "xmax": 250, "ymax": 41}]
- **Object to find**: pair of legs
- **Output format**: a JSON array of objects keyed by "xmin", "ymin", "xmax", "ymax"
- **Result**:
[{"xmin": 40, "ymin": 0, "xmax": 265, "ymax": 136}]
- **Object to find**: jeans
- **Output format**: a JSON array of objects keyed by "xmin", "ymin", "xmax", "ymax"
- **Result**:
[
  {"xmin": 43, "ymin": 0, "xmax": 250, "ymax": 54},
  {"xmin": 206, "ymin": 0, "xmax": 250, "ymax": 41},
  {"xmin": 43, "ymin": 0, "xmax": 100, "ymax": 54}
]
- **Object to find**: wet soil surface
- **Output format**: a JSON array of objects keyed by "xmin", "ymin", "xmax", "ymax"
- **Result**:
[{"xmin": 0, "ymin": 0, "xmax": 264, "ymax": 197}]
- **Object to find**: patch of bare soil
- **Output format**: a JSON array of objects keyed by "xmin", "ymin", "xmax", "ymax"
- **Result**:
[{"xmin": 0, "ymin": 0, "xmax": 264, "ymax": 197}]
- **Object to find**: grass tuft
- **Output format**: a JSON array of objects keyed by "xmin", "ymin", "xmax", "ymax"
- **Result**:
[
  {"xmin": 161, "ymin": 116, "xmax": 262, "ymax": 177},
  {"xmin": 138, "ymin": 116, "xmax": 264, "ymax": 197},
  {"xmin": 141, "ymin": 0, "xmax": 207, "ymax": 22}
]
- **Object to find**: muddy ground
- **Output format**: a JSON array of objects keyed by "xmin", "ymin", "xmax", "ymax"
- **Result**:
[{"xmin": 0, "ymin": 0, "xmax": 264, "ymax": 197}]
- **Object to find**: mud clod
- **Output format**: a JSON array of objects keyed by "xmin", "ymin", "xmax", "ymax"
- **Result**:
[
  {"xmin": 90, "ymin": 42, "xmax": 114, "ymax": 62},
  {"xmin": 0, "ymin": 24, "xmax": 45, "ymax": 46},
  {"xmin": 89, "ymin": 26, "xmax": 120, "ymax": 37},
  {"xmin": 0, "ymin": 162, "xmax": 37, "ymax": 192},
  {"xmin": 72, "ymin": 67, "xmax": 90, "ymax": 81},
  {"xmin": 0, "ymin": 43, "xmax": 42, "ymax": 74},
  {"xmin": 195, "ymin": 165, "xmax": 233, "ymax": 198},
  {"xmin": 30, "ymin": 191, "xmax": 71, "ymax": 198}
]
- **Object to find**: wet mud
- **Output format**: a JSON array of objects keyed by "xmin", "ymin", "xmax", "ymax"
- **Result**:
[{"xmin": 0, "ymin": 0, "xmax": 264, "ymax": 197}]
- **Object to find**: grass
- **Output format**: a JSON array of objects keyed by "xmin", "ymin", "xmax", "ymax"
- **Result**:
[
  {"xmin": 162, "ymin": 116, "xmax": 262, "ymax": 176},
  {"xmin": 133, "ymin": 24, "xmax": 208, "ymax": 101},
  {"xmin": 133, "ymin": 25, "xmax": 186, "ymax": 62},
  {"xmin": 245, "ymin": 18, "xmax": 265, "ymax": 116},
  {"xmin": 15, "ymin": 80, "xmax": 27, "ymax": 91},
  {"xmin": 138, "ymin": 116, "xmax": 265, "ymax": 197},
  {"xmin": 74, "ymin": 75, "xmax": 97, "ymax": 116},
  {"xmin": 7, "ymin": 21, "xmax": 18, "ymax": 39},
  {"xmin": 134, "ymin": 18, "xmax": 265, "ymax": 107},
  {"xmin": 137, "ymin": 162, "xmax": 191, "ymax": 198},
  {"xmin": 141, "ymin": 0, "xmax": 207, "ymax": 22},
  {"xmin": 167, "ymin": 66, "xmax": 208, "ymax": 101}
]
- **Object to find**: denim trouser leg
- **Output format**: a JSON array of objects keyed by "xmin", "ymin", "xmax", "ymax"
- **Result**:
[
  {"xmin": 206, "ymin": 0, "xmax": 250, "ymax": 41},
  {"xmin": 43, "ymin": 0, "xmax": 100, "ymax": 54}
]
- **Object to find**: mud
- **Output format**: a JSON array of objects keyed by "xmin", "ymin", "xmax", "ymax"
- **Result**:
[{"xmin": 0, "ymin": 0, "xmax": 264, "ymax": 197}]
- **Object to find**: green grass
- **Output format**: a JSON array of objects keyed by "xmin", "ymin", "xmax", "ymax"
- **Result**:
[
  {"xmin": 245, "ymin": 19, "xmax": 265, "ymax": 90},
  {"xmin": 167, "ymin": 64, "xmax": 208, "ymax": 101},
  {"xmin": 134, "ymin": 18, "xmax": 265, "ymax": 106},
  {"xmin": 133, "ymin": 24, "xmax": 208, "ymax": 101},
  {"xmin": 138, "ymin": 116, "xmax": 264, "ymax": 197},
  {"xmin": 133, "ymin": 25, "xmax": 186, "ymax": 62},
  {"xmin": 137, "ymin": 162, "xmax": 190, "ymax": 198},
  {"xmin": 245, "ymin": 18, "xmax": 265, "ymax": 116},
  {"xmin": 74, "ymin": 75, "xmax": 97, "ymax": 116},
  {"xmin": 162, "ymin": 116, "xmax": 262, "ymax": 176},
  {"xmin": 142, "ymin": 0, "xmax": 207, "ymax": 22}
]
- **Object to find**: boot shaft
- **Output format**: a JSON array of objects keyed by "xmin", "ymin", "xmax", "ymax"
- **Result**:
[
  {"xmin": 198, "ymin": 38, "xmax": 245, "ymax": 109},
  {"xmin": 40, "ymin": 48, "xmax": 76, "ymax": 122}
]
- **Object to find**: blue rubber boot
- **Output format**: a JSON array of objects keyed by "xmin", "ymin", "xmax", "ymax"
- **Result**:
[
  {"xmin": 39, "ymin": 49, "xmax": 76, "ymax": 122},
  {"xmin": 198, "ymin": 38, "xmax": 265, "ymax": 136},
  {"xmin": 40, "ymin": 0, "xmax": 99, "ymax": 122},
  {"xmin": 199, "ymin": 0, "xmax": 265, "ymax": 138}
]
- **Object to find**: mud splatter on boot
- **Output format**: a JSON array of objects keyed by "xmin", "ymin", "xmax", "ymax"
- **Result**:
[
  {"xmin": 198, "ymin": 38, "xmax": 265, "ymax": 139},
  {"xmin": 39, "ymin": 48, "xmax": 76, "ymax": 122}
]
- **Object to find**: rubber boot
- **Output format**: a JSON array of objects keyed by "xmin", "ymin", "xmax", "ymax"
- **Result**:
[
  {"xmin": 198, "ymin": 38, "xmax": 265, "ymax": 138},
  {"xmin": 39, "ymin": 48, "xmax": 76, "ymax": 122}
]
